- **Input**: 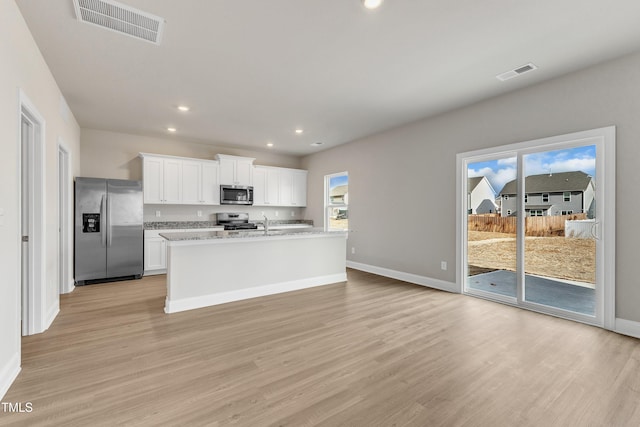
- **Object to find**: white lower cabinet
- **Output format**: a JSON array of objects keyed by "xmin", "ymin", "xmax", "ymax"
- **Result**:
[
  {"xmin": 144, "ymin": 230, "xmax": 172, "ymax": 274},
  {"xmin": 144, "ymin": 228, "xmax": 222, "ymax": 275}
]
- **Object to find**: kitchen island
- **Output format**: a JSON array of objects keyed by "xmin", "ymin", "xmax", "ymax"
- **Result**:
[{"xmin": 160, "ymin": 228, "xmax": 347, "ymax": 313}]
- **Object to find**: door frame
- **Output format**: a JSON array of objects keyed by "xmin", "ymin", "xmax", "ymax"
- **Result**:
[
  {"xmin": 19, "ymin": 89, "xmax": 47, "ymax": 336},
  {"xmin": 58, "ymin": 139, "xmax": 74, "ymax": 294},
  {"xmin": 456, "ymin": 126, "xmax": 615, "ymax": 330}
]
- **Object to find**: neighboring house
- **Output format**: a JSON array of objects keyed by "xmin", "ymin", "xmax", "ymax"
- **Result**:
[
  {"xmin": 499, "ymin": 171, "xmax": 595, "ymax": 218},
  {"xmin": 330, "ymin": 185, "xmax": 348, "ymax": 204},
  {"xmin": 468, "ymin": 176, "xmax": 498, "ymax": 214}
]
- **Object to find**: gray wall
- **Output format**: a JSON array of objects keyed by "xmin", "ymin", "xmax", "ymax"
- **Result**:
[
  {"xmin": 302, "ymin": 50, "xmax": 640, "ymax": 323},
  {"xmin": 81, "ymin": 129, "xmax": 306, "ymax": 223},
  {"xmin": 81, "ymin": 128, "xmax": 302, "ymax": 181}
]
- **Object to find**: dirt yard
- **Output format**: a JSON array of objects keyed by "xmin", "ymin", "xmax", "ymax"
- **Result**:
[{"xmin": 467, "ymin": 231, "xmax": 596, "ymax": 284}]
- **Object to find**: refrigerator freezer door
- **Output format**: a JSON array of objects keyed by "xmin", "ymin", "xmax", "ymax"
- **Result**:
[
  {"xmin": 75, "ymin": 177, "xmax": 107, "ymax": 282},
  {"xmin": 106, "ymin": 179, "xmax": 144, "ymax": 278}
]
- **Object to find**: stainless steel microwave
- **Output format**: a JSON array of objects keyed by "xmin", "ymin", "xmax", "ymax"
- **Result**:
[{"xmin": 220, "ymin": 185, "xmax": 253, "ymax": 205}]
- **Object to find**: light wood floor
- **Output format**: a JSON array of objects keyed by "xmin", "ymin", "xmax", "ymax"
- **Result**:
[{"xmin": 2, "ymin": 269, "xmax": 640, "ymax": 426}]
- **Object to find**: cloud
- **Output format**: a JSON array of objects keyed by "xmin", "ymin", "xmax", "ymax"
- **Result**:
[
  {"xmin": 468, "ymin": 166, "xmax": 516, "ymax": 194},
  {"xmin": 525, "ymin": 156, "xmax": 595, "ymax": 176}
]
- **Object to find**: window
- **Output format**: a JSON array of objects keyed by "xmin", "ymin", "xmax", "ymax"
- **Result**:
[
  {"xmin": 563, "ymin": 191, "xmax": 571, "ymax": 202},
  {"xmin": 561, "ymin": 210, "xmax": 574, "ymax": 215},
  {"xmin": 529, "ymin": 210, "xmax": 544, "ymax": 216},
  {"xmin": 506, "ymin": 209, "xmax": 512, "ymax": 216},
  {"xmin": 325, "ymin": 172, "xmax": 348, "ymax": 231},
  {"xmin": 524, "ymin": 194, "xmax": 528, "ymax": 203},
  {"xmin": 542, "ymin": 193, "xmax": 549, "ymax": 202},
  {"xmin": 503, "ymin": 194, "xmax": 509, "ymax": 200}
]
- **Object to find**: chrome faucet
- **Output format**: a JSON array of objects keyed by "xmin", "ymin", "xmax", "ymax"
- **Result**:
[{"xmin": 263, "ymin": 215, "xmax": 269, "ymax": 233}]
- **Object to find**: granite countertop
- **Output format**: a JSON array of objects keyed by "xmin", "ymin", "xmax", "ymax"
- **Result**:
[
  {"xmin": 145, "ymin": 219, "xmax": 313, "ymax": 230},
  {"xmin": 160, "ymin": 227, "xmax": 344, "ymax": 242}
]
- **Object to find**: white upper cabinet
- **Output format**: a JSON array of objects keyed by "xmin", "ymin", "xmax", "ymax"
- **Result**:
[
  {"xmin": 253, "ymin": 166, "xmax": 307, "ymax": 207},
  {"xmin": 141, "ymin": 153, "xmax": 304, "ymax": 206},
  {"xmin": 142, "ymin": 155, "xmax": 182, "ymax": 204},
  {"xmin": 140, "ymin": 153, "xmax": 219, "ymax": 205},
  {"xmin": 252, "ymin": 167, "xmax": 267, "ymax": 205},
  {"xmin": 216, "ymin": 154, "xmax": 254, "ymax": 186},
  {"xmin": 142, "ymin": 156, "xmax": 164, "ymax": 204},
  {"xmin": 278, "ymin": 170, "xmax": 293, "ymax": 206},
  {"xmin": 181, "ymin": 160, "xmax": 202, "ymax": 204},
  {"xmin": 292, "ymin": 170, "xmax": 307, "ymax": 207},
  {"xmin": 201, "ymin": 161, "xmax": 220, "ymax": 204},
  {"xmin": 253, "ymin": 166, "xmax": 281, "ymax": 206}
]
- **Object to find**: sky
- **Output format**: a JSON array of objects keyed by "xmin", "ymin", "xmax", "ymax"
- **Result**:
[
  {"xmin": 468, "ymin": 145, "xmax": 596, "ymax": 194},
  {"xmin": 329, "ymin": 174, "xmax": 348, "ymax": 189}
]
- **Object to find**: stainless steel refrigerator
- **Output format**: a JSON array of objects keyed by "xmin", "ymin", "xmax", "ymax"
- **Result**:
[{"xmin": 74, "ymin": 177, "xmax": 143, "ymax": 285}]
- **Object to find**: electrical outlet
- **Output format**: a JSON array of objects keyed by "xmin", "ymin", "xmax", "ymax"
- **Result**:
[
  {"xmin": 197, "ymin": 210, "xmax": 202, "ymax": 217},
  {"xmin": 155, "ymin": 210, "xmax": 161, "ymax": 218},
  {"xmin": 351, "ymin": 247, "xmax": 356, "ymax": 254},
  {"xmin": 441, "ymin": 261, "xmax": 447, "ymax": 270}
]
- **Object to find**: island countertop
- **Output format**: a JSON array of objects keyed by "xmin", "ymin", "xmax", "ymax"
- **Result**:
[
  {"xmin": 159, "ymin": 227, "xmax": 346, "ymax": 244},
  {"xmin": 162, "ymin": 227, "xmax": 347, "ymax": 313}
]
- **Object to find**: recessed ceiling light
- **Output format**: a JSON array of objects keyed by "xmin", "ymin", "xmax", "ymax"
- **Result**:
[
  {"xmin": 167, "ymin": 127, "xmax": 177, "ymax": 132},
  {"xmin": 267, "ymin": 142, "xmax": 274, "ymax": 147},
  {"xmin": 295, "ymin": 129, "xmax": 304, "ymax": 134},
  {"xmin": 311, "ymin": 142, "xmax": 324, "ymax": 146},
  {"xmin": 177, "ymin": 105, "xmax": 190, "ymax": 112},
  {"xmin": 362, "ymin": 0, "xmax": 383, "ymax": 9}
]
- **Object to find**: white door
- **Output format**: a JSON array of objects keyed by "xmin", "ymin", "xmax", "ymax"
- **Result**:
[
  {"xmin": 201, "ymin": 161, "xmax": 220, "ymax": 204},
  {"xmin": 163, "ymin": 159, "xmax": 182, "ymax": 203},
  {"xmin": 143, "ymin": 157, "xmax": 164, "ymax": 203},
  {"xmin": 21, "ymin": 115, "xmax": 32, "ymax": 335},
  {"xmin": 182, "ymin": 160, "xmax": 202, "ymax": 204},
  {"xmin": 459, "ymin": 127, "xmax": 615, "ymax": 328}
]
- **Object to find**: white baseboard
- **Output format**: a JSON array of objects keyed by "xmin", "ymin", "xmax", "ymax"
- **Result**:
[
  {"xmin": 165, "ymin": 273, "xmax": 347, "ymax": 314},
  {"xmin": 45, "ymin": 302, "xmax": 60, "ymax": 331},
  {"xmin": 346, "ymin": 261, "xmax": 458, "ymax": 293},
  {"xmin": 63, "ymin": 279, "xmax": 75, "ymax": 294},
  {"xmin": 144, "ymin": 269, "xmax": 166, "ymax": 276},
  {"xmin": 615, "ymin": 318, "xmax": 640, "ymax": 340},
  {"xmin": 0, "ymin": 352, "xmax": 21, "ymax": 400}
]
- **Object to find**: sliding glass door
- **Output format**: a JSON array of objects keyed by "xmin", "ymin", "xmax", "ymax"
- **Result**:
[
  {"xmin": 522, "ymin": 146, "xmax": 597, "ymax": 317},
  {"xmin": 458, "ymin": 128, "xmax": 614, "ymax": 327}
]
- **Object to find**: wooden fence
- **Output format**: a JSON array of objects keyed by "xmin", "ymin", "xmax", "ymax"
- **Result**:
[{"xmin": 468, "ymin": 213, "xmax": 587, "ymax": 236}]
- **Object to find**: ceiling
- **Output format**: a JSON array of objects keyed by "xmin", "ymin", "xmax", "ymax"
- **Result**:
[{"xmin": 16, "ymin": 0, "xmax": 640, "ymax": 156}]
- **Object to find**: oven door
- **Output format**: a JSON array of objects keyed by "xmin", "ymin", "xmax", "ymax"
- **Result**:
[{"xmin": 220, "ymin": 185, "xmax": 253, "ymax": 205}]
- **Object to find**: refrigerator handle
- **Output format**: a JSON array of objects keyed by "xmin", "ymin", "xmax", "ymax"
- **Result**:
[
  {"xmin": 100, "ymin": 194, "xmax": 107, "ymax": 247},
  {"xmin": 107, "ymin": 193, "xmax": 113, "ymax": 247}
]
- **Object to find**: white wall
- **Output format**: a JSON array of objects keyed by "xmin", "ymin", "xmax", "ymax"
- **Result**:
[
  {"xmin": 0, "ymin": 0, "xmax": 81, "ymax": 398},
  {"xmin": 302, "ymin": 50, "xmax": 640, "ymax": 324}
]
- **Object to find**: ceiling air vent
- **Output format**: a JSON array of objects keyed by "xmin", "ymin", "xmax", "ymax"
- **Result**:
[
  {"xmin": 496, "ymin": 63, "xmax": 538, "ymax": 81},
  {"xmin": 72, "ymin": 0, "xmax": 165, "ymax": 44}
]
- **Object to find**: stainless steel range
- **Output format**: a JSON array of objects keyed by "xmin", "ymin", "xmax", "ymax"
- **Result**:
[{"xmin": 216, "ymin": 212, "xmax": 258, "ymax": 230}]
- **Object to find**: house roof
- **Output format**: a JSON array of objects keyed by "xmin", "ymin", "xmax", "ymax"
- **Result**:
[
  {"xmin": 467, "ymin": 177, "xmax": 483, "ymax": 194},
  {"xmin": 330, "ymin": 185, "xmax": 348, "ymax": 197},
  {"xmin": 500, "ymin": 171, "xmax": 592, "ymax": 195},
  {"xmin": 468, "ymin": 176, "xmax": 497, "ymax": 196}
]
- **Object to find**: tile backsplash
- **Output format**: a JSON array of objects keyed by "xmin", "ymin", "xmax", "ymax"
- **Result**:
[{"xmin": 144, "ymin": 204, "xmax": 305, "ymax": 222}]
